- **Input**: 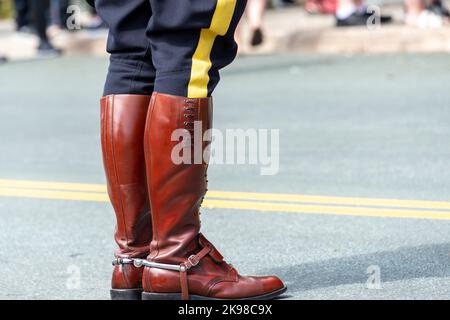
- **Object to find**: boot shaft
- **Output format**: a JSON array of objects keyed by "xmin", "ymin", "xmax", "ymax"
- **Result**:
[
  {"xmin": 144, "ymin": 93, "xmax": 212, "ymax": 264},
  {"xmin": 100, "ymin": 95, "xmax": 152, "ymax": 259}
]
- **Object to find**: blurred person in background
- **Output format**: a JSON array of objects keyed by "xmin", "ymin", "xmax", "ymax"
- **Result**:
[
  {"xmin": 428, "ymin": 0, "xmax": 450, "ymax": 17},
  {"xmin": 405, "ymin": 0, "xmax": 449, "ymax": 27},
  {"xmin": 305, "ymin": 0, "xmax": 337, "ymax": 14},
  {"xmin": 49, "ymin": 0, "xmax": 70, "ymax": 30},
  {"xmin": 28, "ymin": 0, "xmax": 62, "ymax": 55},
  {"xmin": 84, "ymin": 13, "xmax": 107, "ymax": 30},
  {"xmin": 278, "ymin": 0, "xmax": 298, "ymax": 6},
  {"xmin": 335, "ymin": 0, "xmax": 392, "ymax": 26},
  {"xmin": 47, "ymin": 0, "xmax": 71, "ymax": 37},
  {"xmin": 83, "ymin": 1, "xmax": 107, "ymax": 30},
  {"xmin": 405, "ymin": 0, "xmax": 426, "ymax": 25},
  {"xmin": 0, "ymin": 0, "xmax": 11, "ymax": 62},
  {"xmin": 14, "ymin": 0, "xmax": 29, "ymax": 32},
  {"xmin": 236, "ymin": 0, "xmax": 267, "ymax": 48},
  {"xmin": 13, "ymin": 0, "xmax": 62, "ymax": 55}
]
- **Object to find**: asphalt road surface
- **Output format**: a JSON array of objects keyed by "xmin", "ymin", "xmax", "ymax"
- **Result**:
[{"xmin": 0, "ymin": 54, "xmax": 449, "ymax": 300}]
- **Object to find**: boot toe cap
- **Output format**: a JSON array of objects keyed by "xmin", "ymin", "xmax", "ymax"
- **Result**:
[
  {"xmin": 260, "ymin": 275, "xmax": 285, "ymax": 294},
  {"xmin": 208, "ymin": 274, "xmax": 286, "ymax": 299}
]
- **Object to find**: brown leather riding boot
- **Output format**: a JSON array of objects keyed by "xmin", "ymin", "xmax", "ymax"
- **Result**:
[
  {"xmin": 100, "ymin": 95, "xmax": 153, "ymax": 300},
  {"xmin": 141, "ymin": 92, "xmax": 286, "ymax": 300}
]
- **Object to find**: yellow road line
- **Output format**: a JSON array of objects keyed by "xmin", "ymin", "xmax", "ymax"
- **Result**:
[
  {"xmin": 204, "ymin": 199, "xmax": 450, "ymax": 220},
  {"xmin": 1, "ymin": 187, "xmax": 449, "ymax": 220},
  {"xmin": 0, "ymin": 188, "xmax": 108, "ymax": 202},
  {"xmin": 0, "ymin": 179, "xmax": 106, "ymax": 193},
  {"xmin": 207, "ymin": 191, "xmax": 450, "ymax": 211},
  {"xmin": 2, "ymin": 179, "xmax": 450, "ymax": 211}
]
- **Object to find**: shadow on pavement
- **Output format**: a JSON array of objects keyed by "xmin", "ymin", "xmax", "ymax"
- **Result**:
[{"xmin": 262, "ymin": 243, "xmax": 450, "ymax": 295}]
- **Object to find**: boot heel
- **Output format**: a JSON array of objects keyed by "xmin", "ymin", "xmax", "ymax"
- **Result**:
[
  {"xmin": 110, "ymin": 288, "xmax": 143, "ymax": 300},
  {"xmin": 142, "ymin": 292, "xmax": 182, "ymax": 300}
]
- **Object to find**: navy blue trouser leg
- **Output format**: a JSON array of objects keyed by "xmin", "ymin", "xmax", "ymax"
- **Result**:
[
  {"xmin": 95, "ymin": 0, "xmax": 156, "ymax": 96},
  {"xmin": 95, "ymin": 0, "xmax": 246, "ymax": 97},
  {"xmin": 147, "ymin": 0, "xmax": 246, "ymax": 97}
]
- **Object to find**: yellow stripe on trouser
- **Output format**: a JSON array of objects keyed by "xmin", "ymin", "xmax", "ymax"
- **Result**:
[{"xmin": 187, "ymin": 0, "xmax": 237, "ymax": 98}]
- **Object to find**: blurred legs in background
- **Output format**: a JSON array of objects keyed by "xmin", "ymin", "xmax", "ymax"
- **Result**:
[
  {"xmin": 47, "ymin": 0, "xmax": 70, "ymax": 37},
  {"xmin": 404, "ymin": 0, "xmax": 449, "ymax": 27},
  {"xmin": 14, "ymin": 0, "xmax": 29, "ymax": 31},
  {"xmin": 428, "ymin": 0, "xmax": 450, "ymax": 17},
  {"xmin": 84, "ymin": 8, "xmax": 108, "ymax": 30},
  {"xmin": 236, "ymin": 0, "xmax": 267, "ymax": 49},
  {"xmin": 49, "ymin": 0, "xmax": 70, "ymax": 30},
  {"xmin": 335, "ymin": 0, "xmax": 392, "ymax": 26},
  {"xmin": 404, "ymin": 0, "xmax": 425, "ymax": 25},
  {"xmin": 248, "ymin": 0, "xmax": 266, "ymax": 46},
  {"xmin": 336, "ymin": 0, "xmax": 362, "ymax": 20},
  {"xmin": 49, "ymin": 0, "xmax": 62, "ymax": 28},
  {"xmin": 27, "ymin": 0, "xmax": 62, "ymax": 55},
  {"xmin": 334, "ymin": 0, "xmax": 448, "ymax": 27},
  {"xmin": 28, "ymin": 0, "xmax": 50, "ymax": 49}
]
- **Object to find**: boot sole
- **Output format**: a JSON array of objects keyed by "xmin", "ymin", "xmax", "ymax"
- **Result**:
[
  {"xmin": 141, "ymin": 286, "xmax": 287, "ymax": 300},
  {"xmin": 110, "ymin": 288, "xmax": 143, "ymax": 300}
]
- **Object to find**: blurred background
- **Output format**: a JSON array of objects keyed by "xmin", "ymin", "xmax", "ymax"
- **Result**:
[
  {"xmin": 0, "ymin": 0, "xmax": 449, "ymax": 300},
  {"xmin": 1, "ymin": 0, "xmax": 450, "ymax": 58}
]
